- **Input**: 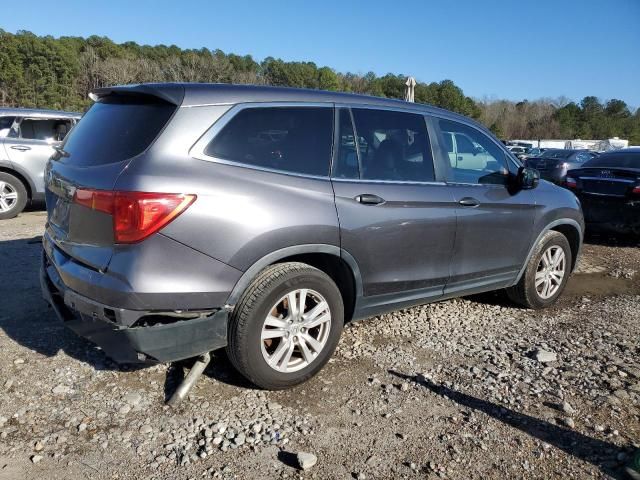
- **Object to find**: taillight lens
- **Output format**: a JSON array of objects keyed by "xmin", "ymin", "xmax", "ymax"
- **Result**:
[
  {"xmin": 633, "ymin": 185, "xmax": 640, "ymax": 195},
  {"xmin": 565, "ymin": 177, "xmax": 577, "ymax": 189},
  {"xmin": 73, "ymin": 189, "xmax": 196, "ymax": 243}
]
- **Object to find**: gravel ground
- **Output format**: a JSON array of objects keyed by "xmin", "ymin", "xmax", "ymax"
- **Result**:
[{"xmin": 0, "ymin": 211, "xmax": 638, "ymax": 480}]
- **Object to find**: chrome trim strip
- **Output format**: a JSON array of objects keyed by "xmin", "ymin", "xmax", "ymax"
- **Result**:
[
  {"xmin": 580, "ymin": 177, "xmax": 634, "ymax": 183},
  {"xmin": 330, "ymin": 177, "xmax": 447, "ymax": 186}
]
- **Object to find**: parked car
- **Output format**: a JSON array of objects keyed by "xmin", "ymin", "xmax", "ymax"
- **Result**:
[
  {"xmin": 520, "ymin": 147, "xmax": 548, "ymax": 160},
  {"xmin": 40, "ymin": 84, "xmax": 584, "ymax": 390},
  {"xmin": 524, "ymin": 148, "xmax": 599, "ymax": 184},
  {"xmin": 0, "ymin": 108, "xmax": 80, "ymax": 219},
  {"xmin": 507, "ymin": 146, "xmax": 529, "ymax": 159},
  {"xmin": 565, "ymin": 148, "xmax": 640, "ymax": 234}
]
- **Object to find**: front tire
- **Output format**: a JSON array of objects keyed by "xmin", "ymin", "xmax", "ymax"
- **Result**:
[
  {"xmin": 507, "ymin": 231, "xmax": 572, "ymax": 309},
  {"xmin": 226, "ymin": 262, "xmax": 344, "ymax": 390},
  {"xmin": 0, "ymin": 172, "xmax": 28, "ymax": 220}
]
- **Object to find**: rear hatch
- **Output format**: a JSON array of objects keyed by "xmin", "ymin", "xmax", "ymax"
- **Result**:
[{"xmin": 45, "ymin": 89, "xmax": 180, "ymax": 271}]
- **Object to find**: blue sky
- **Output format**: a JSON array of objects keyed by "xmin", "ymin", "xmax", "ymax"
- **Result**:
[{"xmin": 3, "ymin": 0, "xmax": 639, "ymax": 108}]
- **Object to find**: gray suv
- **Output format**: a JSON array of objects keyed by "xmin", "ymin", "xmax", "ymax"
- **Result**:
[
  {"xmin": 40, "ymin": 84, "xmax": 584, "ymax": 389},
  {"xmin": 0, "ymin": 108, "xmax": 80, "ymax": 219}
]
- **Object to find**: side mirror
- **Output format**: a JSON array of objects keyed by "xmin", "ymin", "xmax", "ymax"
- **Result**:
[{"xmin": 517, "ymin": 166, "xmax": 540, "ymax": 190}]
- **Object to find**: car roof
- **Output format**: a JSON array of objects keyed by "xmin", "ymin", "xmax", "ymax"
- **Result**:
[
  {"xmin": 91, "ymin": 82, "xmax": 489, "ymax": 132},
  {"xmin": 0, "ymin": 108, "xmax": 81, "ymax": 119},
  {"xmin": 601, "ymin": 147, "xmax": 640, "ymax": 155}
]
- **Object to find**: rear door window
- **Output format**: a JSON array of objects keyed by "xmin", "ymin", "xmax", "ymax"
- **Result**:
[
  {"xmin": 14, "ymin": 118, "xmax": 74, "ymax": 142},
  {"xmin": 349, "ymin": 108, "xmax": 435, "ymax": 182},
  {"xmin": 61, "ymin": 96, "xmax": 176, "ymax": 166},
  {"xmin": 205, "ymin": 106, "xmax": 333, "ymax": 177}
]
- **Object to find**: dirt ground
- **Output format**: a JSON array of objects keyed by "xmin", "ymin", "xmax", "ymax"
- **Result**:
[{"xmin": 0, "ymin": 210, "xmax": 638, "ymax": 480}]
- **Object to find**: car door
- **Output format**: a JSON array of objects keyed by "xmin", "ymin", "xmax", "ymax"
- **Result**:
[
  {"xmin": 432, "ymin": 116, "xmax": 538, "ymax": 295},
  {"xmin": 331, "ymin": 106, "xmax": 456, "ymax": 313},
  {"xmin": 4, "ymin": 117, "xmax": 73, "ymax": 194}
]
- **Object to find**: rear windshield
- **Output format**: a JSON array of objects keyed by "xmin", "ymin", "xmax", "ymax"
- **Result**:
[
  {"xmin": 61, "ymin": 96, "xmax": 175, "ymax": 166},
  {"xmin": 584, "ymin": 153, "xmax": 640, "ymax": 169}
]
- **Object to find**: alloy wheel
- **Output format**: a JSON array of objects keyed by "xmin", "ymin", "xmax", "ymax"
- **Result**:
[
  {"xmin": 0, "ymin": 181, "xmax": 18, "ymax": 213},
  {"xmin": 535, "ymin": 245, "xmax": 566, "ymax": 299},
  {"xmin": 261, "ymin": 288, "xmax": 332, "ymax": 373}
]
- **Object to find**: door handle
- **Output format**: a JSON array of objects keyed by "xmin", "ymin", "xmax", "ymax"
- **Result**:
[
  {"xmin": 459, "ymin": 197, "xmax": 480, "ymax": 207},
  {"xmin": 355, "ymin": 194, "xmax": 385, "ymax": 205},
  {"xmin": 10, "ymin": 145, "xmax": 31, "ymax": 152}
]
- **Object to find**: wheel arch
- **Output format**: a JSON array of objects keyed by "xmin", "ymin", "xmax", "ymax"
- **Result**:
[
  {"xmin": 225, "ymin": 245, "xmax": 363, "ymax": 323},
  {"xmin": 514, "ymin": 219, "xmax": 583, "ymax": 283},
  {"xmin": 0, "ymin": 165, "xmax": 34, "ymax": 200}
]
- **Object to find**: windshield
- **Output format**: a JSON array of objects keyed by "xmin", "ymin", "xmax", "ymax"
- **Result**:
[{"xmin": 584, "ymin": 153, "xmax": 640, "ymax": 169}]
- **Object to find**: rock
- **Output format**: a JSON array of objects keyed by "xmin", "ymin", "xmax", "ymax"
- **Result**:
[
  {"xmin": 561, "ymin": 401, "xmax": 575, "ymax": 414},
  {"xmin": 34, "ymin": 441, "xmax": 44, "ymax": 452},
  {"xmin": 119, "ymin": 405, "xmax": 131, "ymax": 415},
  {"xmin": 123, "ymin": 392, "xmax": 142, "ymax": 406},
  {"xmin": 13, "ymin": 358, "xmax": 25, "ymax": 365},
  {"xmin": 31, "ymin": 455, "xmax": 43, "ymax": 464},
  {"xmin": 234, "ymin": 433, "xmax": 245, "ymax": 446},
  {"xmin": 296, "ymin": 452, "xmax": 318, "ymax": 470},
  {"xmin": 563, "ymin": 417, "xmax": 576, "ymax": 428},
  {"xmin": 532, "ymin": 349, "xmax": 557, "ymax": 363},
  {"xmin": 52, "ymin": 385, "xmax": 73, "ymax": 395},
  {"xmin": 140, "ymin": 425, "xmax": 153, "ymax": 435}
]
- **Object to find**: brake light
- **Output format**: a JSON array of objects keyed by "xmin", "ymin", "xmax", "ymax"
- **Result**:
[
  {"xmin": 73, "ymin": 189, "xmax": 196, "ymax": 243},
  {"xmin": 633, "ymin": 185, "xmax": 640, "ymax": 195},
  {"xmin": 565, "ymin": 177, "xmax": 577, "ymax": 189}
]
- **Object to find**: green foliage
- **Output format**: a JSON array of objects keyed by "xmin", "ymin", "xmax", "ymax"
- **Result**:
[
  {"xmin": 553, "ymin": 97, "xmax": 640, "ymax": 144},
  {"xmin": 0, "ymin": 30, "xmax": 479, "ymax": 118}
]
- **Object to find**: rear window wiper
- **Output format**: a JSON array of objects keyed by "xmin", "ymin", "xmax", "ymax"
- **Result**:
[{"xmin": 52, "ymin": 145, "xmax": 71, "ymax": 158}]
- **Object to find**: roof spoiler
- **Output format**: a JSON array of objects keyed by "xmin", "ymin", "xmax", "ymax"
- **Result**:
[{"xmin": 89, "ymin": 84, "xmax": 186, "ymax": 106}]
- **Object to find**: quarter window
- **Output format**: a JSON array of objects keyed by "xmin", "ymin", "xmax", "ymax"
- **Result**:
[
  {"xmin": 0, "ymin": 116, "xmax": 15, "ymax": 137},
  {"xmin": 438, "ymin": 119, "xmax": 508, "ymax": 185},
  {"xmin": 349, "ymin": 108, "xmax": 435, "ymax": 182},
  {"xmin": 205, "ymin": 107, "xmax": 333, "ymax": 177}
]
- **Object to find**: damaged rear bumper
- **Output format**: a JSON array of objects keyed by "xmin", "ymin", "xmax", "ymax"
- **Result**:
[{"xmin": 40, "ymin": 250, "xmax": 228, "ymax": 364}]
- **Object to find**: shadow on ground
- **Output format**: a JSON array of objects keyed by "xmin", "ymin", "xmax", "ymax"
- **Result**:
[
  {"xmin": 584, "ymin": 230, "xmax": 640, "ymax": 248},
  {"xmin": 389, "ymin": 370, "xmax": 632, "ymax": 480}
]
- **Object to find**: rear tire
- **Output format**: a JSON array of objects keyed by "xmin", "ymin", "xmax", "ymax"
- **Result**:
[
  {"xmin": 0, "ymin": 172, "xmax": 28, "ymax": 220},
  {"xmin": 507, "ymin": 231, "xmax": 572, "ymax": 309},
  {"xmin": 226, "ymin": 262, "xmax": 344, "ymax": 390}
]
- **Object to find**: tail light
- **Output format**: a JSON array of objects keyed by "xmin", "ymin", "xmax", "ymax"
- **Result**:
[
  {"xmin": 633, "ymin": 185, "xmax": 640, "ymax": 195},
  {"xmin": 565, "ymin": 177, "xmax": 577, "ymax": 189},
  {"xmin": 73, "ymin": 189, "xmax": 196, "ymax": 243}
]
